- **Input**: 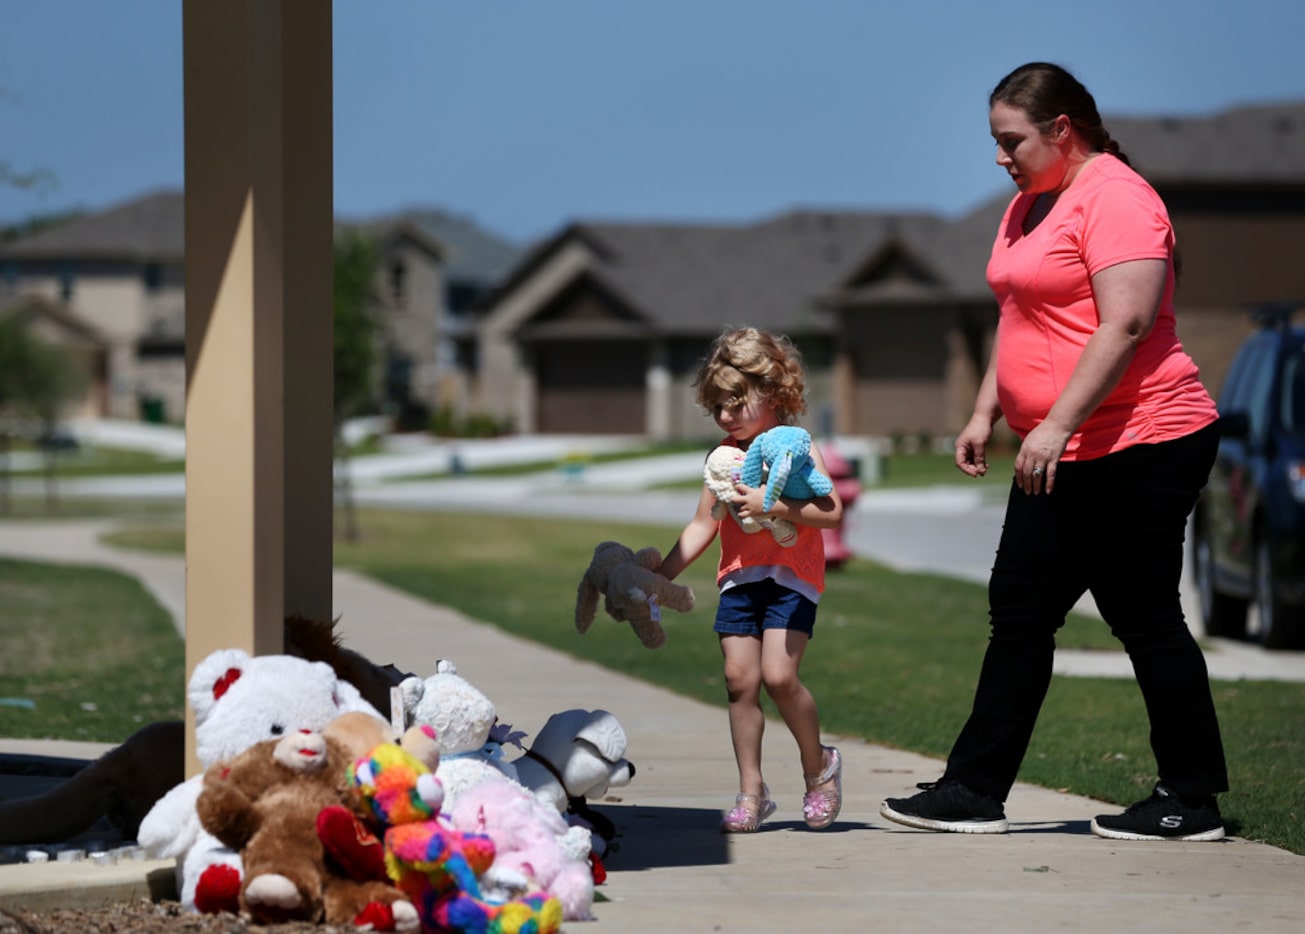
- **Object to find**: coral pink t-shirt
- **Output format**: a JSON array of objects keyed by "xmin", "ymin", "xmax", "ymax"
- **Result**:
[{"xmin": 986, "ymin": 154, "xmax": 1217, "ymax": 460}]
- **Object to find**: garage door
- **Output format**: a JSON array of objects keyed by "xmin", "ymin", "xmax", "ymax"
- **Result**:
[{"xmin": 536, "ymin": 340, "xmax": 647, "ymax": 434}]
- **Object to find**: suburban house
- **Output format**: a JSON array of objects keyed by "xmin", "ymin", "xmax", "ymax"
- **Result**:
[
  {"xmin": 0, "ymin": 191, "xmax": 520, "ymax": 427},
  {"xmin": 4, "ymin": 101, "xmax": 1303, "ymax": 445},
  {"xmin": 0, "ymin": 191, "xmax": 185, "ymax": 423},
  {"xmin": 0, "ymin": 292, "xmax": 109, "ymax": 419},
  {"xmin": 473, "ymin": 101, "xmax": 1305, "ymax": 442},
  {"xmin": 346, "ymin": 209, "xmax": 521, "ymax": 429}
]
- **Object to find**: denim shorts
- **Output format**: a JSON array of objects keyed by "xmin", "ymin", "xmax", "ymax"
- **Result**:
[{"xmin": 713, "ymin": 579, "xmax": 817, "ymax": 638}]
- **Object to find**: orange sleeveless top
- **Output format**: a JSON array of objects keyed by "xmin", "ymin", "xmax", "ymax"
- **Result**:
[{"xmin": 715, "ymin": 438, "xmax": 826, "ymax": 594}]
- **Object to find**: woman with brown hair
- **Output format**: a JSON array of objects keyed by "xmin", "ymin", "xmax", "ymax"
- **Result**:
[{"xmin": 880, "ymin": 62, "xmax": 1229, "ymax": 841}]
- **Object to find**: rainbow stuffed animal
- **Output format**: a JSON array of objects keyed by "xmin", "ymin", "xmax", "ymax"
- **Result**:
[{"xmin": 349, "ymin": 740, "xmax": 562, "ymax": 934}]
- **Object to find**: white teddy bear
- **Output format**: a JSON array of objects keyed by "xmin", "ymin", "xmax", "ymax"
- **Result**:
[
  {"xmin": 136, "ymin": 648, "xmax": 387, "ymax": 914},
  {"xmin": 399, "ymin": 659, "xmax": 522, "ymax": 809},
  {"xmin": 704, "ymin": 444, "xmax": 798, "ymax": 546}
]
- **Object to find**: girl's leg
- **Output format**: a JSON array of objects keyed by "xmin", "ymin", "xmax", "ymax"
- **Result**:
[
  {"xmin": 761, "ymin": 627, "xmax": 841, "ymax": 828},
  {"xmin": 719, "ymin": 633, "xmax": 766, "ymax": 797},
  {"xmin": 760, "ymin": 628, "xmax": 825, "ymax": 779}
]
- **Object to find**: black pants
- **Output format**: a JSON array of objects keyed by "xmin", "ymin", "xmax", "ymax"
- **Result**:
[{"xmin": 943, "ymin": 423, "xmax": 1229, "ymax": 802}]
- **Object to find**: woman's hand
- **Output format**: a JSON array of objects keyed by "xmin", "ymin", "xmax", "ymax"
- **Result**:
[
  {"xmin": 1015, "ymin": 418, "xmax": 1072, "ymax": 495},
  {"xmin": 955, "ymin": 414, "xmax": 994, "ymax": 478}
]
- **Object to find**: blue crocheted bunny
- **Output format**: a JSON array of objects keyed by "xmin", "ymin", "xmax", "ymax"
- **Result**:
[{"xmin": 739, "ymin": 426, "xmax": 833, "ymax": 511}]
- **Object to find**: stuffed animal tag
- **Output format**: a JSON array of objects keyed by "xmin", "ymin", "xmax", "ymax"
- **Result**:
[{"xmin": 389, "ymin": 686, "xmax": 405, "ymax": 736}]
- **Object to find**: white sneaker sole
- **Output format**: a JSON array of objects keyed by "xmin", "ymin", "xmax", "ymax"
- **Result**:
[
  {"xmin": 1090, "ymin": 818, "xmax": 1225, "ymax": 842},
  {"xmin": 880, "ymin": 800, "xmax": 1009, "ymax": 834}
]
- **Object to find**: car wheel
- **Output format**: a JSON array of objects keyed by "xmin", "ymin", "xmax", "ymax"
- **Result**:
[
  {"xmin": 1193, "ymin": 524, "xmax": 1247, "ymax": 639},
  {"xmin": 1254, "ymin": 537, "xmax": 1305, "ymax": 650}
]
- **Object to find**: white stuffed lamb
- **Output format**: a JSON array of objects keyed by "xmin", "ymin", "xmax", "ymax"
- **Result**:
[{"xmin": 136, "ymin": 648, "xmax": 386, "ymax": 913}]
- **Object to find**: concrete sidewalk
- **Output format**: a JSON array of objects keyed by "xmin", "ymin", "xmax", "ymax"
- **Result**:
[{"xmin": 1, "ymin": 519, "xmax": 1304, "ymax": 929}]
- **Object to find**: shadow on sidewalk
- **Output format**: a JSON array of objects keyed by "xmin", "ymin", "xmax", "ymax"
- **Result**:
[{"xmin": 602, "ymin": 805, "xmax": 730, "ymax": 870}]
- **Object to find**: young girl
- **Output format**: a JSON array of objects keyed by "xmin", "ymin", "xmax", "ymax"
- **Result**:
[{"xmin": 656, "ymin": 326, "xmax": 844, "ymax": 833}]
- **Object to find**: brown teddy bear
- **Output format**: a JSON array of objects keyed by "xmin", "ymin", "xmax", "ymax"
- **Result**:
[
  {"xmin": 195, "ymin": 711, "xmax": 419, "ymax": 930},
  {"xmin": 575, "ymin": 540, "xmax": 696, "ymax": 649}
]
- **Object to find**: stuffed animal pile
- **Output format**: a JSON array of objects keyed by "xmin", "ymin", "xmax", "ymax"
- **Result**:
[
  {"xmin": 347, "ymin": 727, "xmax": 564, "ymax": 933},
  {"xmin": 399, "ymin": 659, "xmax": 616, "ymax": 920},
  {"xmin": 575, "ymin": 540, "xmax": 695, "ymax": 648},
  {"xmin": 137, "ymin": 648, "xmax": 389, "ymax": 915},
  {"xmin": 149, "ymin": 650, "xmax": 629, "ymax": 928},
  {"xmin": 194, "ymin": 711, "xmax": 418, "ymax": 929}
]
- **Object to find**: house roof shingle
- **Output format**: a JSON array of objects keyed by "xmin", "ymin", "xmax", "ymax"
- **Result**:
[
  {"xmin": 0, "ymin": 192, "xmax": 521, "ymax": 290},
  {"xmin": 1111, "ymin": 102, "xmax": 1305, "ymax": 183},
  {"xmin": 505, "ymin": 210, "xmax": 955, "ymax": 339},
  {"xmin": 343, "ymin": 208, "xmax": 522, "ymax": 284},
  {"xmin": 0, "ymin": 190, "xmax": 184, "ymax": 261}
]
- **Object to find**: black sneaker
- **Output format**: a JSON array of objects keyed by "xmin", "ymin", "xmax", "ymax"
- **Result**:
[
  {"xmin": 1090, "ymin": 783, "xmax": 1225, "ymax": 842},
  {"xmin": 880, "ymin": 779, "xmax": 1009, "ymax": 834}
]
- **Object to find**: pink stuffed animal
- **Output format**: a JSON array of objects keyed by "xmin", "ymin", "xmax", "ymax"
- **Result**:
[{"xmin": 446, "ymin": 776, "xmax": 595, "ymax": 922}]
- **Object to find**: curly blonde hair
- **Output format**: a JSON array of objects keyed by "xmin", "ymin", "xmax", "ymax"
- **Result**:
[{"xmin": 693, "ymin": 327, "xmax": 808, "ymax": 423}]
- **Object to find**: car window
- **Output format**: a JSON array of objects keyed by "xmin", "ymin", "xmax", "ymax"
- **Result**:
[
  {"xmin": 1283, "ymin": 346, "xmax": 1305, "ymax": 439},
  {"xmin": 1219, "ymin": 334, "xmax": 1267, "ymax": 413},
  {"xmin": 1242, "ymin": 342, "xmax": 1277, "ymax": 445}
]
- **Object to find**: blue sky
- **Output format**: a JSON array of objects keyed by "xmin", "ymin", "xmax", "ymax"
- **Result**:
[{"xmin": 2, "ymin": 0, "xmax": 1304, "ymax": 245}]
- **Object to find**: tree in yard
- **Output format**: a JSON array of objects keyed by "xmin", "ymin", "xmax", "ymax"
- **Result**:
[
  {"xmin": 0, "ymin": 315, "xmax": 87, "ymax": 513},
  {"xmin": 332, "ymin": 231, "xmax": 380, "ymax": 541},
  {"xmin": 1, "ymin": 87, "xmax": 57, "ymax": 208},
  {"xmin": 0, "ymin": 160, "xmax": 53, "ymax": 193}
]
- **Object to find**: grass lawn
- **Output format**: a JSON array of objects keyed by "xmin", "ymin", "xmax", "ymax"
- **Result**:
[
  {"xmin": 4, "ymin": 444, "xmax": 185, "ymax": 478},
  {"xmin": 0, "ymin": 557, "xmax": 185, "ymax": 741},
  {"xmin": 877, "ymin": 450, "xmax": 1016, "ymax": 489},
  {"xmin": 97, "ymin": 508, "xmax": 1305, "ymax": 854}
]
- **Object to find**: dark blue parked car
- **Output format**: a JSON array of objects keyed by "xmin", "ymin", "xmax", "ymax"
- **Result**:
[{"xmin": 1191, "ymin": 305, "xmax": 1305, "ymax": 650}]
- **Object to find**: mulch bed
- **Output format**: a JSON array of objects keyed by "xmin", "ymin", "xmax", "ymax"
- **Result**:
[{"xmin": 0, "ymin": 901, "xmax": 365, "ymax": 933}]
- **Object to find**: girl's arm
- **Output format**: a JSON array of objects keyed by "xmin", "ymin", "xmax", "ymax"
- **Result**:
[
  {"xmin": 656, "ymin": 484, "xmax": 721, "ymax": 581},
  {"xmin": 1018, "ymin": 257, "xmax": 1165, "ymax": 493},
  {"xmin": 732, "ymin": 444, "xmax": 844, "ymax": 530}
]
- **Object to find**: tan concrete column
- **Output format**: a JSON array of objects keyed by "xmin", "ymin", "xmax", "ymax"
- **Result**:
[
  {"xmin": 646, "ymin": 339, "xmax": 671, "ymax": 441},
  {"xmin": 182, "ymin": 0, "xmax": 333, "ymax": 775}
]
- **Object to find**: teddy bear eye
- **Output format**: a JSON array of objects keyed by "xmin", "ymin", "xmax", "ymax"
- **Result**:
[{"xmin": 269, "ymin": 724, "xmax": 285, "ymax": 737}]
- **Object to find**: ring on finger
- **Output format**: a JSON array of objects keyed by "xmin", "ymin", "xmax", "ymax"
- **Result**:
[{"xmin": 1031, "ymin": 466, "xmax": 1044, "ymax": 476}]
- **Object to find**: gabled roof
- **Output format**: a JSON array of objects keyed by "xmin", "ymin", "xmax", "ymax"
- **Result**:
[
  {"xmin": 0, "ymin": 192, "xmax": 521, "ymax": 289},
  {"xmin": 0, "ymin": 190, "xmax": 183, "ymax": 262},
  {"xmin": 345, "ymin": 217, "xmax": 447, "ymax": 261},
  {"xmin": 914, "ymin": 100, "xmax": 1305, "ymax": 302},
  {"xmin": 488, "ymin": 210, "xmax": 952, "ymax": 338},
  {"xmin": 0, "ymin": 292, "xmax": 106, "ymax": 349},
  {"xmin": 1112, "ymin": 102, "xmax": 1305, "ymax": 183},
  {"xmin": 341, "ymin": 208, "xmax": 522, "ymax": 284}
]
